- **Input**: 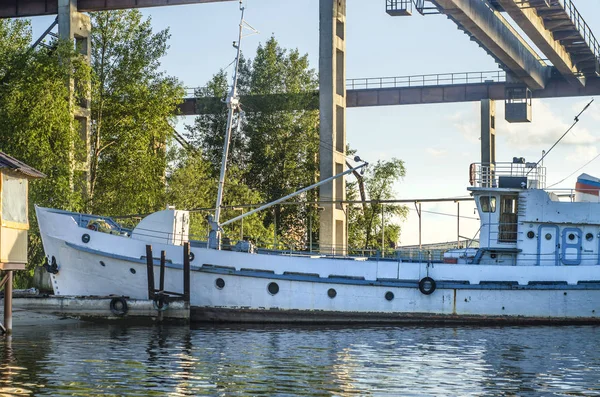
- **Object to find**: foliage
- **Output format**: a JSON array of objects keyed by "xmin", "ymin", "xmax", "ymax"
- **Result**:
[
  {"xmin": 0, "ymin": 20, "xmax": 91, "ymax": 286},
  {"xmin": 347, "ymin": 158, "xmax": 409, "ymax": 252},
  {"xmin": 89, "ymin": 10, "xmax": 184, "ymax": 216},
  {"xmin": 185, "ymin": 37, "xmax": 319, "ymax": 248}
]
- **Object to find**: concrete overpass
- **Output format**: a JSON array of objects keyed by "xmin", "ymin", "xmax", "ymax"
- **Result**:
[
  {"xmin": 0, "ymin": 0, "xmax": 229, "ymax": 18},
  {"xmin": 180, "ymin": 70, "xmax": 600, "ymax": 115}
]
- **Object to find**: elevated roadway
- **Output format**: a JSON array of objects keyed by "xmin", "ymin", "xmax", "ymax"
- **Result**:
[
  {"xmin": 180, "ymin": 70, "xmax": 600, "ymax": 115},
  {"xmin": 0, "ymin": 0, "xmax": 231, "ymax": 18},
  {"xmin": 388, "ymin": 0, "xmax": 550, "ymax": 90},
  {"xmin": 495, "ymin": 0, "xmax": 599, "ymax": 87}
]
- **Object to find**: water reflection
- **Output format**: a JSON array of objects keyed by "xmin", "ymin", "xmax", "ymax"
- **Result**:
[{"xmin": 1, "ymin": 324, "xmax": 600, "ymax": 396}]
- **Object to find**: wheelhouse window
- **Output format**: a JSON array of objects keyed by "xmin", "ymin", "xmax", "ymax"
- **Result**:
[
  {"xmin": 498, "ymin": 195, "xmax": 518, "ymax": 243},
  {"xmin": 480, "ymin": 196, "xmax": 496, "ymax": 213}
]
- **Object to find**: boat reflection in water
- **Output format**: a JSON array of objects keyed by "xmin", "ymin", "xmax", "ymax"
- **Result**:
[{"xmin": 1, "ymin": 324, "xmax": 600, "ymax": 396}]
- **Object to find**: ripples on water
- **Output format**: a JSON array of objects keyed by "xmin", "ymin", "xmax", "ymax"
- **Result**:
[{"xmin": 1, "ymin": 323, "xmax": 600, "ymax": 396}]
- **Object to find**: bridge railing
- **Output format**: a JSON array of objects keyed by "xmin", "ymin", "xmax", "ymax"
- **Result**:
[
  {"xmin": 346, "ymin": 70, "xmax": 506, "ymax": 90},
  {"xmin": 560, "ymin": 0, "xmax": 600, "ymax": 64},
  {"xmin": 185, "ymin": 70, "xmax": 507, "ymax": 96}
]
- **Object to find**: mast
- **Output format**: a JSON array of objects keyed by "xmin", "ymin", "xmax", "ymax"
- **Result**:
[
  {"xmin": 214, "ymin": 1, "xmax": 245, "ymax": 227},
  {"xmin": 209, "ymin": 1, "xmax": 254, "ymax": 249}
]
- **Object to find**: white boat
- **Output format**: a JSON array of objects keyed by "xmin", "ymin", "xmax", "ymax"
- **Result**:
[
  {"xmin": 35, "ymin": 162, "xmax": 600, "ymax": 323},
  {"xmin": 35, "ymin": 3, "xmax": 600, "ymax": 324}
]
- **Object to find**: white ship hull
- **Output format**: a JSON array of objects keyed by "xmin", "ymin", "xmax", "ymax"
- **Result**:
[{"xmin": 36, "ymin": 206, "xmax": 600, "ymax": 323}]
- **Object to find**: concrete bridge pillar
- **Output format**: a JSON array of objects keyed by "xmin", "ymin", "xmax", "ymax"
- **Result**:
[
  {"xmin": 59, "ymin": 0, "xmax": 91, "ymax": 198},
  {"xmin": 481, "ymin": 99, "xmax": 496, "ymax": 187},
  {"xmin": 319, "ymin": 0, "xmax": 347, "ymax": 255}
]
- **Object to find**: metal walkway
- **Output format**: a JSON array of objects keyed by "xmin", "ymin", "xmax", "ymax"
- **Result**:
[
  {"xmin": 387, "ymin": 0, "xmax": 600, "ymax": 87},
  {"xmin": 179, "ymin": 69, "xmax": 600, "ymax": 115},
  {"xmin": 499, "ymin": 0, "xmax": 600, "ymax": 79}
]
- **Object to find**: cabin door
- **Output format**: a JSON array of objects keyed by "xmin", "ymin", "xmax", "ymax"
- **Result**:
[
  {"xmin": 561, "ymin": 228, "xmax": 582, "ymax": 265},
  {"xmin": 498, "ymin": 195, "xmax": 518, "ymax": 243},
  {"xmin": 537, "ymin": 225, "xmax": 559, "ymax": 266}
]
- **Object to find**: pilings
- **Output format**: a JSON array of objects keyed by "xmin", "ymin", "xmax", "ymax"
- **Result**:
[{"xmin": 1, "ymin": 263, "xmax": 25, "ymax": 335}]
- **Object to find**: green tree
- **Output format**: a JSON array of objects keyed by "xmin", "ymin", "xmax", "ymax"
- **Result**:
[
  {"xmin": 347, "ymin": 158, "xmax": 409, "ymax": 252},
  {"xmin": 89, "ymin": 10, "xmax": 184, "ymax": 215},
  {"xmin": 242, "ymin": 37, "xmax": 319, "ymax": 248},
  {"xmin": 186, "ymin": 69, "xmax": 247, "ymax": 175},
  {"xmin": 185, "ymin": 37, "xmax": 318, "ymax": 248},
  {"xmin": 0, "ymin": 20, "xmax": 91, "ymax": 285}
]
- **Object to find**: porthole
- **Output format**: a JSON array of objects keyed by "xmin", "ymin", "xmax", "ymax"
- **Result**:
[
  {"xmin": 586, "ymin": 233, "xmax": 594, "ymax": 241},
  {"xmin": 189, "ymin": 252, "xmax": 195, "ymax": 262},
  {"xmin": 99, "ymin": 261, "xmax": 106, "ymax": 267},
  {"xmin": 327, "ymin": 288, "xmax": 337, "ymax": 298},
  {"xmin": 130, "ymin": 268, "xmax": 136, "ymax": 274},
  {"xmin": 268, "ymin": 282, "xmax": 279, "ymax": 295},
  {"xmin": 385, "ymin": 291, "xmax": 394, "ymax": 301},
  {"xmin": 568, "ymin": 233, "xmax": 575, "ymax": 241},
  {"xmin": 82, "ymin": 233, "xmax": 90, "ymax": 243},
  {"xmin": 215, "ymin": 278, "xmax": 225, "ymax": 289},
  {"xmin": 545, "ymin": 233, "xmax": 552, "ymax": 240},
  {"xmin": 527, "ymin": 231, "xmax": 535, "ymax": 239}
]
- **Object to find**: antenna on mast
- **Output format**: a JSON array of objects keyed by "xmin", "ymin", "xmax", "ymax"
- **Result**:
[{"xmin": 208, "ymin": 0, "xmax": 258, "ymax": 250}]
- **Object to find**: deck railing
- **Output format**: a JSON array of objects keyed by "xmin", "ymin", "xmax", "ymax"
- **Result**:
[{"xmin": 471, "ymin": 161, "xmax": 546, "ymax": 189}]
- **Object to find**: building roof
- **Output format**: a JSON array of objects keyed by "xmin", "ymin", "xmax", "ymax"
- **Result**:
[{"xmin": 0, "ymin": 151, "xmax": 46, "ymax": 179}]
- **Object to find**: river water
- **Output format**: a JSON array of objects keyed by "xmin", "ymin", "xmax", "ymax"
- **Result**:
[{"xmin": 1, "ymin": 323, "xmax": 600, "ymax": 396}]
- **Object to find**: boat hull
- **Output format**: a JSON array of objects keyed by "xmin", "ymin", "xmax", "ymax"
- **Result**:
[{"xmin": 36, "ymin": 207, "xmax": 600, "ymax": 323}]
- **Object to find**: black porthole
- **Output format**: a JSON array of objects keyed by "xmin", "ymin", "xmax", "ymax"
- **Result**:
[
  {"xmin": 527, "ymin": 231, "xmax": 535, "ymax": 239},
  {"xmin": 130, "ymin": 268, "xmax": 136, "ymax": 274},
  {"xmin": 268, "ymin": 282, "xmax": 279, "ymax": 295},
  {"xmin": 568, "ymin": 233, "xmax": 575, "ymax": 241},
  {"xmin": 545, "ymin": 233, "xmax": 552, "ymax": 240},
  {"xmin": 385, "ymin": 291, "xmax": 394, "ymax": 301},
  {"xmin": 189, "ymin": 252, "xmax": 195, "ymax": 262},
  {"xmin": 82, "ymin": 233, "xmax": 90, "ymax": 243},
  {"xmin": 327, "ymin": 288, "xmax": 337, "ymax": 298},
  {"xmin": 215, "ymin": 278, "xmax": 225, "ymax": 289},
  {"xmin": 99, "ymin": 261, "xmax": 105, "ymax": 267},
  {"xmin": 586, "ymin": 233, "xmax": 594, "ymax": 241}
]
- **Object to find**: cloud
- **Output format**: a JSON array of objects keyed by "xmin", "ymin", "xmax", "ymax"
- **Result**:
[
  {"xmin": 449, "ymin": 104, "xmax": 480, "ymax": 144},
  {"xmin": 450, "ymin": 100, "xmax": 599, "ymax": 149},
  {"xmin": 565, "ymin": 145, "xmax": 599, "ymax": 163},
  {"xmin": 426, "ymin": 148, "xmax": 447, "ymax": 157}
]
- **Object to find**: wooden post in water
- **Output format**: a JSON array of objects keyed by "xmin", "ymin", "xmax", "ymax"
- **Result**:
[
  {"xmin": 4, "ymin": 271, "xmax": 12, "ymax": 333},
  {"xmin": 1, "ymin": 264, "xmax": 24, "ymax": 335},
  {"xmin": 145, "ymin": 245, "xmax": 155, "ymax": 300},
  {"xmin": 183, "ymin": 242, "xmax": 190, "ymax": 304},
  {"xmin": 159, "ymin": 251, "xmax": 166, "ymax": 293}
]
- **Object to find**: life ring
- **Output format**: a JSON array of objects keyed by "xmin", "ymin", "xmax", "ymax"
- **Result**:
[
  {"xmin": 418, "ymin": 277, "xmax": 436, "ymax": 295},
  {"xmin": 109, "ymin": 297, "xmax": 129, "ymax": 316}
]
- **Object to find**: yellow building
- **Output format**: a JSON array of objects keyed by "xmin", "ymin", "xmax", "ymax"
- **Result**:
[{"xmin": 0, "ymin": 152, "xmax": 45, "ymax": 270}]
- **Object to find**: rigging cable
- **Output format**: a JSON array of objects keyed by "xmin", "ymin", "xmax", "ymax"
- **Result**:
[
  {"xmin": 547, "ymin": 151, "xmax": 600, "ymax": 188},
  {"xmin": 526, "ymin": 98, "xmax": 594, "ymax": 176}
]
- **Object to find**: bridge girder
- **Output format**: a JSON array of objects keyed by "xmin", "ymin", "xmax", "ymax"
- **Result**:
[
  {"xmin": 495, "ymin": 0, "xmax": 586, "ymax": 87},
  {"xmin": 0, "ymin": 0, "xmax": 231, "ymax": 18},
  {"xmin": 430, "ymin": 0, "xmax": 550, "ymax": 90}
]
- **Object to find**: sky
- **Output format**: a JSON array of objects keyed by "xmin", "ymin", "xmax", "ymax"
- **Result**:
[{"xmin": 30, "ymin": 0, "xmax": 600, "ymax": 246}]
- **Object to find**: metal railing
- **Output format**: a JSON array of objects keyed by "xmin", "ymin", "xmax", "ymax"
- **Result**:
[
  {"xmin": 471, "ymin": 162, "xmax": 546, "ymax": 189},
  {"xmin": 346, "ymin": 70, "xmax": 506, "ymax": 90},
  {"xmin": 184, "ymin": 70, "xmax": 507, "ymax": 97},
  {"xmin": 559, "ymin": 0, "xmax": 600, "ymax": 62}
]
